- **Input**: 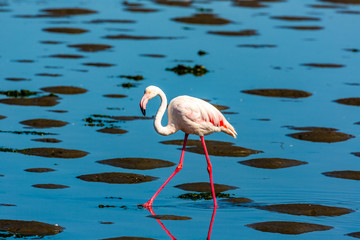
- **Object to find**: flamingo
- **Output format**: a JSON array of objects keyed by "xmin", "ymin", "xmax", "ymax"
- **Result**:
[{"xmin": 140, "ymin": 86, "xmax": 237, "ymax": 208}]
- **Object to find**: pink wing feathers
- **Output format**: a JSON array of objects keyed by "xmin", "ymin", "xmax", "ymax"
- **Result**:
[{"xmin": 171, "ymin": 96, "xmax": 237, "ymax": 138}]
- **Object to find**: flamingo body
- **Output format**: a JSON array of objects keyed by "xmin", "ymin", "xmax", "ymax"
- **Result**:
[{"xmin": 140, "ymin": 85, "xmax": 237, "ymax": 207}]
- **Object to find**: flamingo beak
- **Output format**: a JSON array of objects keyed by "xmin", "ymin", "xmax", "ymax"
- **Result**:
[{"xmin": 140, "ymin": 94, "xmax": 149, "ymax": 116}]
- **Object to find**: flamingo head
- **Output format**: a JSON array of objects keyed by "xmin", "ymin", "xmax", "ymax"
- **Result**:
[{"xmin": 140, "ymin": 85, "xmax": 160, "ymax": 116}]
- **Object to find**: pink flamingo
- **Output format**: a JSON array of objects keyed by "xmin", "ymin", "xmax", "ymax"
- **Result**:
[{"xmin": 140, "ymin": 86, "xmax": 237, "ymax": 208}]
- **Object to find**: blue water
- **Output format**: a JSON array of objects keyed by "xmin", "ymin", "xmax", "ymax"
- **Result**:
[{"xmin": 1, "ymin": 0, "xmax": 360, "ymax": 239}]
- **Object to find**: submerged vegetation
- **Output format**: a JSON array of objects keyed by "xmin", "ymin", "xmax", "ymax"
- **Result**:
[
  {"xmin": 83, "ymin": 114, "xmax": 118, "ymax": 127},
  {"xmin": 177, "ymin": 192, "xmax": 231, "ymax": 200},
  {"xmin": 0, "ymin": 89, "xmax": 38, "ymax": 97},
  {"xmin": 119, "ymin": 75, "xmax": 144, "ymax": 81},
  {"xmin": 0, "ymin": 130, "xmax": 55, "ymax": 135},
  {"xmin": 166, "ymin": 64, "xmax": 209, "ymax": 76}
]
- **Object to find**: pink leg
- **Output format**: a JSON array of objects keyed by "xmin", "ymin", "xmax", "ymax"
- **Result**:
[
  {"xmin": 200, "ymin": 136, "xmax": 218, "ymax": 208},
  {"xmin": 143, "ymin": 133, "xmax": 189, "ymax": 207}
]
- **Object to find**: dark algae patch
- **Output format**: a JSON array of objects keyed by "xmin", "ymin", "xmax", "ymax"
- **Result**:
[
  {"xmin": 77, "ymin": 172, "xmax": 158, "ymax": 184},
  {"xmin": 83, "ymin": 62, "xmax": 115, "ymax": 67},
  {"xmin": 239, "ymin": 158, "xmax": 308, "ymax": 169},
  {"xmin": 270, "ymin": 16, "xmax": 321, "ymax": 21},
  {"xmin": 48, "ymin": 54, "xmax": 84, "ymax": 59},
  {"xmin": 172, "ymin": 13, "xmax": 231, "ymax": 25},
  {"xmin": 0, "ymin": 219, "xmax": 64, "ymax": 236},
  {"xmin": 97, "ymin": 158, "xmax": 175, "ymax": 170},
  {"xmin": 147, "ymin": 215, "xmax": 191, "ymax": 220},
  {"xmin": 41, "ymin": 7, "xmax": 97, "ymax": 16},
  {"xmin": 19, "ymin": 147, "xmax": 88, "ymax": 158},
  {"xmin": 334, "ymin": 97, "xmax": 360, "ymax": 107},
  {"xmin": 220, "ymin": 197, "xmax": 253, "ymax": 204},
  {"xmin": 246, "ymin": 221, "xmax": 333, "ymax": 235},
  {"xmin": 104, "ymin": 34, "xmax": 181, "ymax": 40},
  {"xmin": 242, "ymin": 89, "xmax": 312, "ymax": 99},
  {"xmin": 174, "ymin": 182, "xmax": 238, "ymax": 192},
  {"xmin": 285, "ymin": 126, "xmax": 354, "ymax": 143},
  {"xmin": 119, "ymin": 75, "xmax": 144, "ymax": 81},
  {"xmin": 41, "ymin": 86, "xmax": 87, "ymax": 95},
  {"xmin": 20, "ymin": 118, "xmax": 68, "ymax": 129},
  {"xmin": 322, "ymin": 170, "xmax": 360, "ymax": 180},
  {"xmin": 103, "ymin": 94, "xmax": 127, "ymax": 98},
  {"xmin": 255, "ymin": 203, "xmax": 354, "ymax": 216},
  {"xmin": 279, "ymin": 26, "xmax": 323, "ymax": 30},
  {"xmin": 32, "ymin": 184, "xmax": 69, "ymax": 189},
  {"xmin": 0, "ymin": 130, "xmax": 55, "ymax": 136},
  {"xmin": 166, "ymin": 64, "xmax": 208, "ymax": 76},
  {"xmin": 177, "ymin": 192, "xmax": 231, "ymax": 200},
  {"xmin": 160, "ymin": 139, "xmax": 262, "ymax": 157}
]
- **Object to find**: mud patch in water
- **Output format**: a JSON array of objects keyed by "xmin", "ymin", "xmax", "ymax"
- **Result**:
[
  {"xmin": 208, "ymin": 29, "xmax": 259, "ymax": 36},
  {"xmin": 19, "ymin": 147, "xmax": 88, "ymax": 158},
  {"xmin": 140, "ymin": 54, "xmax": 166, "ymax": 58},
  {"xmin": 41, "ymin": 86, "xmax": 87, "ymax": 95},
  {"xmin": 246, "ymin": 221, "xmax": 333, "ymax": 235},
  {"xmin": 351, "ymin": 152, "xmax": 360, "ymax": 157},
  {"xmin": 25, "ymin": 168, "xmax": 56, "ymax": 173},
  {"xmin": 301, "ymin": 63, "xmax": 345, "ymax": 68},
  {"xmin": 43, "ymin": 27, "xmax": 88, "ymax": 34},
  {"xmin": 319, "ymin": 0, "xmax": 360, "ymax": 4},
  {"xmin": 255, "ymin": 203, "xmax": 354, "ymax": 216},
  {"xmin": 346, "ymin": 232, "xmax": 360, "ymax": 238},
  {"xmin": 103, "ymin": 94, "xmax": 127, "ymax": 98},
  {"xmin": 32, "ymin": 184, "xmax": 69, "ymax": 189},
  {"xmin": 154, "ymin": 0, "xmax": 192, "ymax": 7},
  {"xmin": 220, "ymin": 197, "xmax": 253, "ymax": 204},
  {"xmin": 0, "ymin": 115, "xmax": 6, "ymax": 120},
  {"xmin": 334, "ymin": 97, "xmax": 360, "ymax": 107},
  {"xmin": 242, "ymin": 89, "xmax": 312, "ymax": 98},
  {"xmin": 174, "ymin": 182, "xmax": 238, "ymax": 192},
  {"xmin": 97, "ymin": 128, "xmax": 128, "ymax": 134},
  {"xmin": 20, "ymin": 118, "xmax": 68, "ymax": 129},
  {"xmin": 238, "ymin": 44, "xmax": 276, "ymax": 48},
  {"xmin": 5, "ymin": 77, "xmax": 30, "ymax": 81},
  {"xmin": 68, "ymin": 43, "xmax": 113, "ymax": 52},
  {"xmin": 86, "ymin": 19, "xmax": 136, "ymax": 24},
  {"xmin": 0, "ymin": 95, "xmax": 60, "ymax": 107},
  {"xmin": 270, "ymin": 16, "xmax": 321, "ymax": 21},
  {"xmin": 35, "ymin": 73, "xmax": 62, "ymax": 77},
  {"xmin": 160, "ymin": 139, "xmax": 263, "ymax": 157},
  {"xmin": 77, "ymin": 172, "xmax": 158, "ymax": 184},
  {"xmin": 278, "ymin": 26, "xmax": 323, "ymax": 30},
  {"xmin": 0, "ymin": 219, "xmax": 64, "ymax": 236},
  {"xmin": 285, "ymin": 126, "xmax": 354, "ymax": 143},
  {"xmin": 147, "ymin": 215, "xmax": 191, "ymax": 220},
  {"xmin": 172, "ymin": 13, "xmax": 231, "ymax": 25},
  {"xmin": 239, "ymin": 158, "xmax": 307, "ymax": 169},
  {"xmin": 104, "ymin": 34, "xmax": 181, "ymax": 40},
  {"xmin": 97, "ymin": 158, "xmax": 175, "ymax": 170},
  {"xmin": 48, "ymin": 54, "xmax": 84, "ymax": 59},
  {"xmin": 322, "ymin": 170, "xmax": 360, "ymax": 180},
  {"xmin": 83, "ymin": 62, "xmax": 115, "ymax": 67},
  {"xmin": 41, "ymin": 7, "xmax": 97, "ymax": 17},
  {"xmin": 31, "ymin": 138, "xmax": 61, "ymax": 143}
]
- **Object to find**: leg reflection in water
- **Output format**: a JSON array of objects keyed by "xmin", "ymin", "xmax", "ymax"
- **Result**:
[{"xmin": 145, "ymin": 206, "xmax": 217, "ymax": 240}]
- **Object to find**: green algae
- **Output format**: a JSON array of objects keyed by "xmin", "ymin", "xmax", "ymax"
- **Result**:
[
  {"xmin": 166, "ymin": 64, "xmax": 209, "ymax": 76},
  {"xmin": 0, "ymin": 89, "xmax": 38, "ymax": 98},
  {"xmin": 0, "ymin": 130, "xmax": 55, "ymax": 135},
  {"xmin": 177, "ymin": 192, "xmax": 231, "ymax": 200},
  {"xmin": 119, "ymin": 75, "xmax": 144, "ymax": 81}
]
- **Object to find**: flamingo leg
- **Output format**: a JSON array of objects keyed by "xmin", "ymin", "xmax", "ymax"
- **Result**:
[
  {"xmin": 143, "ymin": 133, "xmax": 189, "ymax": 207},
  {"xmin": 200, "ymin": 136, "xmax": 218, "ymax": 208}
]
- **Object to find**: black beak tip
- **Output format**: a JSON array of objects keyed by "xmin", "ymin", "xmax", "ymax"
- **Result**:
[{"xmin": 141, "ymin": 108, "xmax": 146, "ymax": 116}]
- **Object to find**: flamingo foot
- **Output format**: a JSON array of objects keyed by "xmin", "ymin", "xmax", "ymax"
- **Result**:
[{"xmin": 142, "ymin": 200, "xmax": 153, "ymax": 208}]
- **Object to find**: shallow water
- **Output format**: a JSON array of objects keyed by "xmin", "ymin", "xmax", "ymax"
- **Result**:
[{"xmin": 1, "ymin": 0, "xmax": 360, "ymax": 239}]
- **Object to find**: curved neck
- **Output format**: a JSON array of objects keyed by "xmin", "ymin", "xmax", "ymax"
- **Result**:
[{"xmin": 154, "ymin": 89, "xmax": 176, "ymax": 136}]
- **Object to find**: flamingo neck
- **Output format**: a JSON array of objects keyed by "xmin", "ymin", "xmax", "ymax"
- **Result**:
[{"xmin": 154, "ymin": 89, "xmax": 176, "ymax": 136}]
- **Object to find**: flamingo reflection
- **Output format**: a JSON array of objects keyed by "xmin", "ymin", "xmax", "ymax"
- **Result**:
[{"xmin": 145, "ymin": 206, "xmax": 217, "ymax": 240}]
